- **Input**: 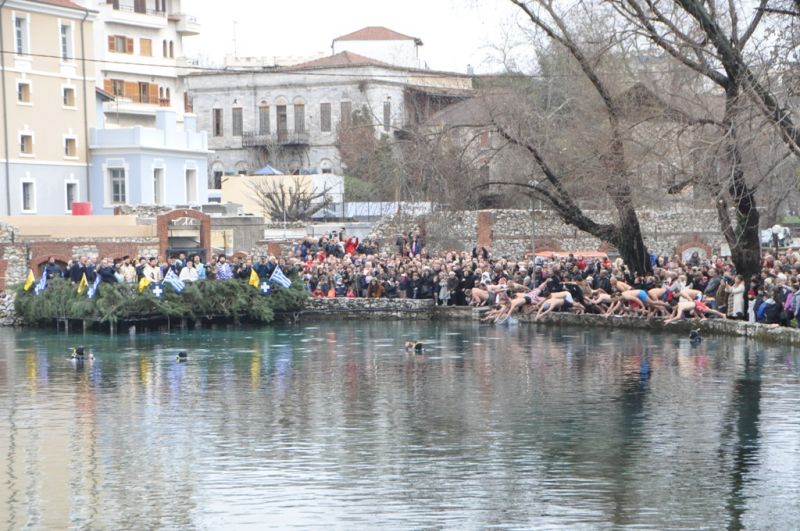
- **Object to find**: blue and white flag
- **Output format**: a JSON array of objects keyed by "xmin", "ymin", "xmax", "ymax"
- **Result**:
[
  {"xmin": 87, "ymin": 275, "xmax": 101, "ymax": 299},
  {"xmin": 150, "ymin": 283, "xmax": 164, "ymax": 298},
  {"xmin": 259, "ymin": 281, "xmax": 272, "ymax": 296},
  {"xmin": 163, "ymin": 269, "xmax": 185, "ymax": 293},
  {"xmin": 34, "ymin": 273, "xmax": 48, "ymax": 295},
  {"xmin": 269, "ymin": 265, "xmax": 292, "ymax": 289}
]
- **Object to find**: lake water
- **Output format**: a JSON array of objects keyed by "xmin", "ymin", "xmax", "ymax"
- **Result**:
[{"xmin": 1, "ymin": 321, "xmax": 799, "ymax": 529}]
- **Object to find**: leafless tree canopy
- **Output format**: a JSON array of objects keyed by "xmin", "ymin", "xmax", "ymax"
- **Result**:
[{"xmin": 246, "ymin": 176, "xmax": 333, "ymax": 222}]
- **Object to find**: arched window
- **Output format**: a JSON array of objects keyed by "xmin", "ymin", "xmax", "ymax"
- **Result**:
[
  {"xmin": 320, "ymin": 159, "xmax": 333, "ymax": 174},
  {"xmin": 292, "ymin": 97, "xmax": 305, "ymax": 134},
  {"xmin": 169, "ymin": 40, "xmax": 174, "ymax": 58},
  {"xmin": 258, "ymin": 100, "xmax": 270, "ymax": 135}
]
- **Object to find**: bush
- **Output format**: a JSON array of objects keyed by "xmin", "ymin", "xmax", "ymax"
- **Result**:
[{"xmin": 14, "ymin": 277, "xmax": 307, "ymax": 327}]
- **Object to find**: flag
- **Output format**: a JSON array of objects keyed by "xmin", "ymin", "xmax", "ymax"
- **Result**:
[
  {"xmin": 76, "ymin": 273, "xmax": 88, "ymax": 295},
  {"xmin": 259, "ymin": 281, "xmax": 272, "ymax": 296},
  {"xmin": 34, "ymin": 273, "xmax": 47, "ymax": 295},
  {"xmin": 87, "ymin": 275, "xmax": 101, "ymax": 299},
  {"xmin": 23, "ymin": 270, "xmax": 35, "ymax": 291},
  {"xmin": 163, "ymin": 269, "xmax": 185, "ymax": 293},
  {"xmin": 269, "ymin": 265, "xmax": 292, "ymax": 289},
  {"xmin": 150, "ymin": 283, "xmax": 164, "ymax": 298},
  {"xmin": 249, "ymin": 268, "xmax": 260, "ymax": 288},
  {"xmin": 138, "ymin": 275, "xmax": 151, "ymax": 293}
]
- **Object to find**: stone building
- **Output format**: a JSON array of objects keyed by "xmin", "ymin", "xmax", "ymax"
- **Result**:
[{"xmin": 182, "ymin": 27, "xmax": 473, "ymax": 190}]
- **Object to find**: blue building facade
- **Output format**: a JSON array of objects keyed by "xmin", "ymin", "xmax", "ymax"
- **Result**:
[{"xmin": 89, "ymin": 109, "xmax": 210, "ymax": 215}]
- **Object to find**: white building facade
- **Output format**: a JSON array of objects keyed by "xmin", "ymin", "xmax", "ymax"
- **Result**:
[
  {"xmin": 75, "ymin": 0, "xmax": 199, "ymax": 127},
  {"xmin": 332, "ymin": 26, "xmax": 423, "ymax": 69}
]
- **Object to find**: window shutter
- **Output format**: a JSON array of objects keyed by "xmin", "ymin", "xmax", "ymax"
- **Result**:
[
  {"xmin": 126, "ymin": 38, "xmax": 134, "ymax": 54},
  {"xmin": 103, "ymin": 79, "xmax": 113, "ymax": 93},
  {"xmin": 107, "ymin": 35, "xmax": 115, "ymax": 52},
  {"xmin": 124, "ymin": 81, "xmax": 139, "ymax": 102},
  {"xmin": 149, "ymin": 83, "xmax": 159, "ymax": 104}
]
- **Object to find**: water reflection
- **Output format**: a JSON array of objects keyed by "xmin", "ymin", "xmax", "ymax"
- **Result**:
[{"xmin": 1, "ymin": 323, "xmax": 799, "ymax": 528}]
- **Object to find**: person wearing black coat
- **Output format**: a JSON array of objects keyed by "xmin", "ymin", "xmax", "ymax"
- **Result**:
[{"xmin": 69, "ymin": 257, "xmax": 86, "ymax": 283}]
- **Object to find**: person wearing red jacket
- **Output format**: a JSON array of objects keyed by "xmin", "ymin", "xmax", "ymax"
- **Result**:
[{"xmin": 345, "ymin": 236, "xmax": 359, "ymax": 256}]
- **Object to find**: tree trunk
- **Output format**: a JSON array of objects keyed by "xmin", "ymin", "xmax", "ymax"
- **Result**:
[{"xmin": 610, "ymin": 207, "xmax": 653, "ymax": 275}]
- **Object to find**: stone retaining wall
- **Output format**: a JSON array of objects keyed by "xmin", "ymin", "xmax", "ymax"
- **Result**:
[{"xmin": 301, "ymin": 298, "xmax": 436, "ymax": 320}]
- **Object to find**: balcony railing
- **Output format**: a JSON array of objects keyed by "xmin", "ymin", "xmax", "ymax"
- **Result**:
[
  {"xmin": 110, "ymin": 4, "xmax": 166, "ymax": 16},
  {"xmin": 242, "ymin": 131, "xmax": 310, "ymax": 147}
]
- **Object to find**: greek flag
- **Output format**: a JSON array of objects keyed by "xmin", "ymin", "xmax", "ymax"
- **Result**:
[
  {"xmin": 87, "ymin": 275, "xmax": 101, "ymax": 299},
  {"xmin": 34, "ymin": 273, "xmax": 47, "ymax": 295},
  {"xmin": 150, "ymin": 283, "xmax": 164, "ymax": 298},
  {"xmin": 269, "ymin": 265, "xmax": 292, "ymax": 289},
  {"xmin": 163, "ymin": 269, "xmax": 185, "ymax": 293}
]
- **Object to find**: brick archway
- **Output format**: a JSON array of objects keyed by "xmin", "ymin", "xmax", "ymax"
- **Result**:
[
  {"xmin": 676, "ymin": 236, "xmax": 712, "ymax": 261},
  {"xmin": 157, "ymin": 209, "xmax": 211, "ymax": 260},
  {"xmin": 31, "ymin": 254, "xmax": 71, "ymax": 274}
]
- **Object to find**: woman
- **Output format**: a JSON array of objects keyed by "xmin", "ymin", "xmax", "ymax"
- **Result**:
[
  {"xmin": 725, "ymin": 275, "xmax": 745, "ymax": 320},
  {"xmin": 367, "ymin": 278, "xmax": 384, "ymax": 299}
]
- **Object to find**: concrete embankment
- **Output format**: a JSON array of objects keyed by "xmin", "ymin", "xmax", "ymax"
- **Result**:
[{"xmin": 298, "ymin": 298, "xmax": 800, "ymax": 346}]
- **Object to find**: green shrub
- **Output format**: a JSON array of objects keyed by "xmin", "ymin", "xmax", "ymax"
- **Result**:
[{"xmin": 14, "ymin": 277, "xmax": 306, "ymax": 327}]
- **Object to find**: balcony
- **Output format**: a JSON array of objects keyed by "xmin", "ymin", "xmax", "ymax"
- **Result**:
[
  {"xmin": 104, "ymin": 2, "xmax": 168, "ymax": 29},
  {"xmin": 169, "ymin": 13, "xmax": 200, "ymax": 35},
  {"xmin": 242, "ymin": 131, "xmax": 310, "ymax": 147}
]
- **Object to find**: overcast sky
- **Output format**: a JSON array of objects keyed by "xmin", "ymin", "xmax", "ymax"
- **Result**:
[{"xmin": 182, "ymin": 0, "xmax": 523, "ymax": 73}]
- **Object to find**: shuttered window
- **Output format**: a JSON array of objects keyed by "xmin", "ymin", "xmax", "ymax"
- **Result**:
[
  {"xmin": 232, "ymin": 107, "xmax": 243, "ymax": 136},
  {"xmin": 320, "ymin": 102, "xmax": 331, "ymax": 133}
]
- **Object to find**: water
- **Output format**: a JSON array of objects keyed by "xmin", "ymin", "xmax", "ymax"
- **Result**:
[{"xmin": 1, "ymin": 322, "xmax": 799, "ymax": 529}]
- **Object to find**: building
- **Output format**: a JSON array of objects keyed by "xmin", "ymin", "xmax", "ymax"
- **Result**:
[
  {"xmin": 332, "ymin": 26, "xmax": 423, "ymax": 69},
  {"xmin": 0, "ymin": 0, "xmax": 96, "ymax": 216},
  {"xmin": 74, "ymin": 0, "xmax": 199, "ymax": 127},
  {"xmin": 89, "ymin": 106, "xmax": 209, "ymax": 215},
  {"xmin": 183, "ymin": 29, "xmax": 473, "ymax": 192}
]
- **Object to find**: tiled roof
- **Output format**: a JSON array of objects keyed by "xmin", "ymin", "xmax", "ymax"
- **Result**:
[
  {"xmin": 289, "ymin": 51, "xmax": 391, "ymax": 70},
  {"xmin": 32, "ymin": 0, "xmax": 86, "ymax": 10},
  {"xmin": 333, "ymin": 26, "xmax": 420, "ymax": 43}
]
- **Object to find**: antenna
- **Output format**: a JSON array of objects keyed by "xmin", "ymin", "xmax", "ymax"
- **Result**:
[{"xmin": 233, "ymin": 21, "xmax": 238, "ymax": 57}]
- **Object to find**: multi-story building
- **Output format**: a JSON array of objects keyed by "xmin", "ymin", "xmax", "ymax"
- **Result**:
[
  {"xmin": 0, "ymin": 0, "xmax": 96, "ymax": 216},
  {"xmin": 75, "ymin": 0, "xmax": 199, "ymax": 127},
  {"xmin": 183, "ymin": 28, "xmax": 473, "ymax": 190}
]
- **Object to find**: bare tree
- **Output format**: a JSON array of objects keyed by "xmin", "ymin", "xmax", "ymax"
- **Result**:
[{"xmin": 246, "ymin": 176, "xmax": 333, "ymax": 222}]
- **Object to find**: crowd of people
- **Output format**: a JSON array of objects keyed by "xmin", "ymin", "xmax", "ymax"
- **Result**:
[{"xmin": 37, "ymin": 225, "xmax": 800, "ymax": 329}]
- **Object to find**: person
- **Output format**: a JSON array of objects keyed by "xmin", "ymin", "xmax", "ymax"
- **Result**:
[
  {"xmin": 43, "ymin": 257, "xmax": 63, "ymax": 279},
  {"xmin": 725, "ymin": 275, "xmax": 745, "ymax": 320},
  {"xmin": 367, "ymin": 278, "xmax": 385, "ymax": 298},
  {"xmin": 179, "ymin": 260, "xmax": 198, "ymax": 282},
  {"xmin": 216, "ymin": 255, "xmax": 233, "ymax": 280}
]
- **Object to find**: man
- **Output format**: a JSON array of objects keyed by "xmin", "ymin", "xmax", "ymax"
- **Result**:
[
  {"xmin": 69, "ymin": 256, "xmax": 85, "ymax": 283},
  {"xmin": 43, "ymin": 257, "xmax": 63, "ymax": 280},
  {"xmin": 703, "ymin": 268, "xmax": 722, "ymax": 309},
  {"xmin": 97, "ymin": 257, "xmax": 117, "ymax": 283}
]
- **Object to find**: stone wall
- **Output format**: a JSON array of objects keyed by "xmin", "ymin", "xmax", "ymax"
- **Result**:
[
  {"xmin": 301, "ymin": 298, "xmax": 436, "ymax": 320},
  {"xmin": 373, "ymin": 207, "xmax": 726, "ymax": 259}
]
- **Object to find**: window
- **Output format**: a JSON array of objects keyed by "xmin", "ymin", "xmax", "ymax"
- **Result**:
[
  {"xmin": 212, "ymin": 170, "xmax": 223, "ymax": 189},
  {"xmin": 109, "ymin": 168, "xmax": 126, "ymax": 204},
  {"xmin": 64, "ymin": 137, "xmax": 77, "ymax": 158},
  {"xmin": 60, "ymin": 24, "xmax": 73, "ymax": 61},
  {"xmin": 340, "ymin": 101, "xmax": 352, "ymax": 127},
  {"xmin": 66, "ymin": 182, "xmax": 77, "ymax": 212},
  {"xmin": 134, "ymin": 0, "xmax": 146, "ymax": 14},
  {"xmin": 232, "ymin": 107, "xmax": 243, "ymax": 136},
  {"xmin": 14, "ymin": 17, "xmax": 28, "ymax": 55},
  {"xmin": 185, "ymin": 169, "xmax": 197, "ymax": 203},
  {"xmin": 320, "ymin": 102, "xmax": 331, "ymax": 133},
  {"xmin": 258, "ymin": 103, "xmax": 270, "ymax": 134},
  {"xmin": 140, "ymin": 38, "xmax": 152, "ymax": 57},
  {"xmin": 383, "ymin": 101, "xmax": 391, "ymax": 132},
  {"xmin": 21, "ymin": 181, "xmax": 35, "ymax": 212},
  {"xmin": 17, "ymin": 81, "xmax": 31, "ymax": 104},
  {"xmin": 212, "ymin": 108, "xmax": 223, "ymax": 137},
  {"xmin": 320, "ymin": 160, "xmax": 333, "ymax": 174},
  {"xmin": 294, "ymin": 103, "xmax": 305, "ymax": 133},
  {"xmin": 162, "ymin": 39, "xmax": 168, "ymax": 57},
  {"xmin": 276, "ymin": 105, "xmax": 288, "ymax": 139},
  {"xmin": 111, "ymin": 79, "xmax": 124, "ymax": 96},
  {"xmin": 109, "ymin": 35, "xmax": 133, "ymax": 54},
  {"xmin": 169, "ymin": 41, "xmax": 174, "ymax": 58},
  {"xmin": 20, "ymin": 134, "xmax": 33, "ymax": 155},
  {"xmin": 63, "ymin": 87, "xmax": 76, "ymax": 107},
  {"xmin": 138, "ymin": 82, "xmax": 149, "ymax": 103},
  {"xmin": 153, "ymin": 168, "xmax": 164, "ymax": 204}
]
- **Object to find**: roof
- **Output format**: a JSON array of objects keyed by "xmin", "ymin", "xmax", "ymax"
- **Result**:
[
  {"xmin": 289, "ymin": 51, "xmax": 392, "ymax": 70},
  {"xmin": 31, "ymin": 0, "xmax": 85, "ymax": 10},
  {"xmin": 333, "ymin": 26, "xmax": 423, "ymax": 46},
  {"xmin": 95, "ymin": 87, "xmax": 115, "ymax": 102}
]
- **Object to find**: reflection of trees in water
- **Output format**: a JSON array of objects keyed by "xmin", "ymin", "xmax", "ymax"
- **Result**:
[{"xmin": 721, "ymin": 345, "xmax": 762, "ymax": 531}]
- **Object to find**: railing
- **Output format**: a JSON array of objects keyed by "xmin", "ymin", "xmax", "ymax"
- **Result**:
[
  {"xmin": 110, "ymin": 4, "xmax": 166, "ymax": 17},
  {"xmin": 159, "ymin": 98, "xmax": 171, "ymax": 107},
  {"xmin": 242, "ymin": 131, "xmax": 310, "ymax": 147}
]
